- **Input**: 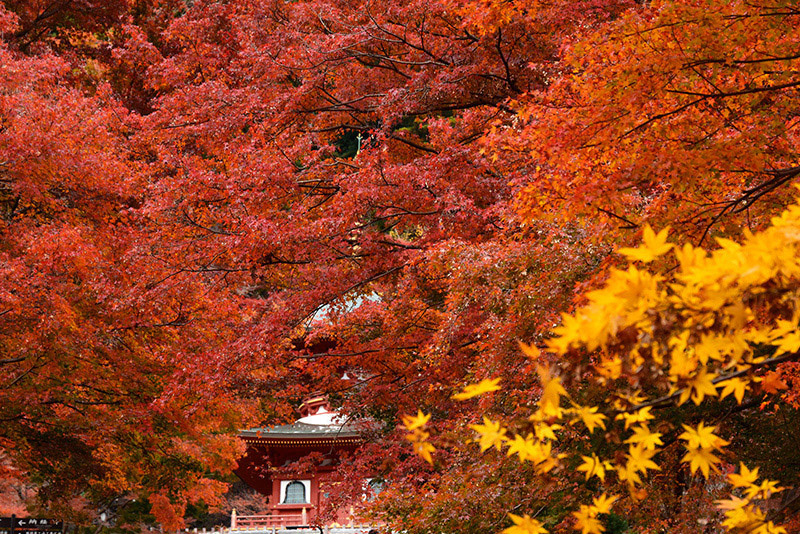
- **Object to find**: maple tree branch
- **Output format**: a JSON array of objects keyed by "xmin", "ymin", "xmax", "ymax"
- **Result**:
[
  {"xmin": 182, "ymin": 265, "xmax": 250, "ymax": 273},
  {"xmin": 619, "ymin": 97, "xmax": 708, "ymax": 139},
  {"xmin": 306, "ymin": 190, "xmax": 339, "ymax": 211},
  {"xmin": 181, "ymin": 209, "xmax": 244, "ymax": 236},
  {"xmin": 614, "ymin": 350, "xmax": 800, "ymax": 415},
  {"xmin": 301, "ymin": 124, "xmax": 372, "ymax": 134},
  {"xmin": 321, "ymin": 159, "xmax": 360, "ymax": 169},
  {"xmin": 353, "ymin": 55, "xmax": 412, "ymax": 78},
  {"xmin": 767, "ymin": 486, "xmax": 800, "ymax": 523},
  {"xmin": 495, "ymin": 29, "xmax": 522, "ymax": 94},
  {"xmin": 373, "ymin": 204, "xmax": 439, "ymax": 217},
  {"xmin": 12, "ymin": 0, "xmax": 68, "ymax": 44},
  {"xmin": 364, "ymin": 1, "xmax": 450, "ymax": 66},
  {"xmin": 697, "ymin": 165, "xmax": 800, "ymax": 244},
  {"xmin": 302, "ymin": 90, "xmax": 385, "ymax": 114},
  {"xmin": 595, "ymin": 206, "xmax": 639, "ymax": 229},
  {"xmin": 349, "ymin": 50, "xmax": 448, "ymax": 67},
  {"xmin": 388, "ymin": 133, "xmax": 439, "ymax": 153},
  {"xmin": 683, "ymin": 53, "xmax": 800, "ymax": 68},
  {"xmin": 378, "ymin": 239, "xmax": 422, "ymax": 250},
  {"xmin": 667, "ymin": 79, "xmax": 800, "ymax": 98},
  {"xmin": 159, "ymin": 119, "xmax": 212, "ymax": 130},
  {"xmin": 728, "ymin": 167, "xmax": 800, "ymax": 215},
  {"xmin": 6, "ymin": 356, "xmax": 46, "ymax": 388}
]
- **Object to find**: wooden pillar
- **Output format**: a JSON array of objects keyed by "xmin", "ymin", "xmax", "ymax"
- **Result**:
[{"xmin": 230, "ymin": 509, "xmax": 237, "ymax": 530}]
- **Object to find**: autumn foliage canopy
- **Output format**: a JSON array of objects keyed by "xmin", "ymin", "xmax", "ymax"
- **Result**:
[{"xmin": 0, "ymin": 0, "xmax": 799, "ymax": 532}]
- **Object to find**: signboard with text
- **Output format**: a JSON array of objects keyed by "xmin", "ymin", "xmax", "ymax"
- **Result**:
[{"xmin": 0, "ymin": 518, "xmax": 63, "ymax": 534}]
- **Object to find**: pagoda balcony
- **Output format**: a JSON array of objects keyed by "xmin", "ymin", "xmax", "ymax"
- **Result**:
[{"xmin": 231, "ymin": 511, "xmax": 309, "ymax": 530}]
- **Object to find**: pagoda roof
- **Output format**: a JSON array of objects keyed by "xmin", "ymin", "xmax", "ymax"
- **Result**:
[
  {"xmin": 239, "ymin": 395, "xmax": 376, "ymax": 446},
  {"xmin": 239, "ymin": 418, "xmax": 368, "ymax": 446}
]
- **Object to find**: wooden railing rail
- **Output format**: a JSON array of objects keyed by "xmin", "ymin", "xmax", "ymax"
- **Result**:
[
  {"xmin": 230, "ymin": 509, "xmax": 308, "ymax": 530},
  {"xmin": 234, "ymin": 515, "xmax": 304, "ymax": 528}
]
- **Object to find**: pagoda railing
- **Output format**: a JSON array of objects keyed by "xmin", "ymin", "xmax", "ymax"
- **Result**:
[
  {"xmin": 230, "ymin": 510, "xmax": 307, "ymax": 530},
  {"xmin": 227, "ymin": 509, "xmax": 379, "ymax": 533}
]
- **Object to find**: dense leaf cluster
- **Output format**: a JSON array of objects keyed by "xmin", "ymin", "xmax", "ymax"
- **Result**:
[{"xmin": 0, "ymin": 0, "xmax": 798, "ymax": 532}]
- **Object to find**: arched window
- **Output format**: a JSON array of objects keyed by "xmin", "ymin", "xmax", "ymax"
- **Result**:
[{"xmin": 284, "ymin": 481, "xmax": 307, "ymax": 504}]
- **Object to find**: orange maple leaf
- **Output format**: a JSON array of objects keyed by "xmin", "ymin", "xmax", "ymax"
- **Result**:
[{"xmin": 760, "ymin": 371, "xmax": 788, "ymax": 394}]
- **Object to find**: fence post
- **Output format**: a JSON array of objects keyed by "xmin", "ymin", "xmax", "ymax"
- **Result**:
[{"xmin": 230, "ymin": 509, "xmax": 237, "ymax": 530}]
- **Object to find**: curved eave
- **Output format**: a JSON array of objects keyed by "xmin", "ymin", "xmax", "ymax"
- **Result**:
[{"xmin": 241, "ymin": 436, "xmax": 364, "ymax": 447}]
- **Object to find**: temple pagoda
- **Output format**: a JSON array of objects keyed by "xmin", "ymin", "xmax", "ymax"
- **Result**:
[{"xmin": 233, "ymin": 396, "xmax": 369, "ymax": 529}]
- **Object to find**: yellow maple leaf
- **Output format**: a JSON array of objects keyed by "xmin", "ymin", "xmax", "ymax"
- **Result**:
[
  {"xmin": 618, "ymin": 225, "xmax": 673, "ymax": 263},
  {"xmin": 412, "ymin": 440, "xmax": 435, "ymax": 464},
  {"xmin": 627, "ymin": 443, "xmax": 660, "ymax": 475},
  {"xmin": 669, "ymin": 336, "xmax": 697, "ymax": 381},
  {"xmin": 728, "ymin": 462, "xmax": 759, "ymax": 488},
  {"xmin": 452, "ymin": 378, "xmax": 502, "ymax": 400},
  {"xmin": 506, "ymin": 433, "xmax": 536, "ymax": 462},
  {"xmin": 534, "ymin": 422, "xmax": 562, "ymax": 441},
  {"xmin": 470, "ymin": 416, "xmax": 507, "ymax": 452},
  {"xmin": 679, "ymin": 422, "xmax": 729, "ymax": 450},
  {"xmin": 718, "ymin": 377, "xmax": 748, "ymax": 404},
  {"xmin": 680, "ymin": 367, "xmax": 718, "ymax": 405},
  {"xmin": 576, "ymin": 454, "xmax": 610, "ymax": 482},
  {"xmin": 756, "ymin": 521, "xmax": 787, "ymax": 534},
  {"xmin": 571, "ymin": 404, "xmax": 607, "ymax": 434},
  {"xmin": 503, "ymin": 513, "xmax": 548, "ymax": 534},
  {"xmin": 536, "ymin": 365, "xmax": 568, "ymax": 418},
  {"xmin": 595, "ymin": 356, "xmax": 622, "ymax": 382},
  {"xmin": 745, "ymin": 478, "xmax": 784, "ymax": 500},
  {"xmin": 682, "ymin": 446, "xmax": 721, "ymax": 478},
  {"xmin": 715, "ymin": 495, "xmax": 750, "ymax": 512},
  {"xmin": 518, "ymin": 341, "xmax": 541, "ymax": 359},
  {"xmin": 590, "ymin": 493, "xmax": 618, "ymax": 515},
  {"xmin": 506, "ymin": 434, "xmax": 559, "ymax": 472},
  {"xmin": 624, "ymin": 424, "xmax": 663, "ymax": 449},
  {"xmin": 572, "ymin": 505, "xmax": 604, "ymax": 534},
  {"xmin": 616, "ymin": 461, "xmax": 642, "ymax": 487},
  {"xmin": 674, "ymin": 242, "xmax": 706, "ymax": 270},
  {"xmin": 719, "ymin": 500, "xmax": 765, "ymax": 531},
  {"xmin": 615, "ymin": 406, "xmax": 654, "ymax": 430},
  {"xmin": 772, "ymin": 328, "xmax": 800, "ymax": 356},
  {"xmin": 678, "ymin": 422, "xmax": 730, "ymax": 478},
  {"xmin": 401, "ymin": 410, "xmax": 430, "ymax": 431}
]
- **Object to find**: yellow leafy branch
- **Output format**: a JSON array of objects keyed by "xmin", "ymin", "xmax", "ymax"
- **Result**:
[
  {"xmin": 408, "ymin": 198, "xmax": 800, "ymax": 533},
  {"xmin": 610, "ymin": 350, "xmax": 800, "ymax": 416}
]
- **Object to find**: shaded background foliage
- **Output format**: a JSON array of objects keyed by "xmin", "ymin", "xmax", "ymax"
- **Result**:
[{"xmin": 0, "ymin": 0, "xmax": 798, "ymax": 532}]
